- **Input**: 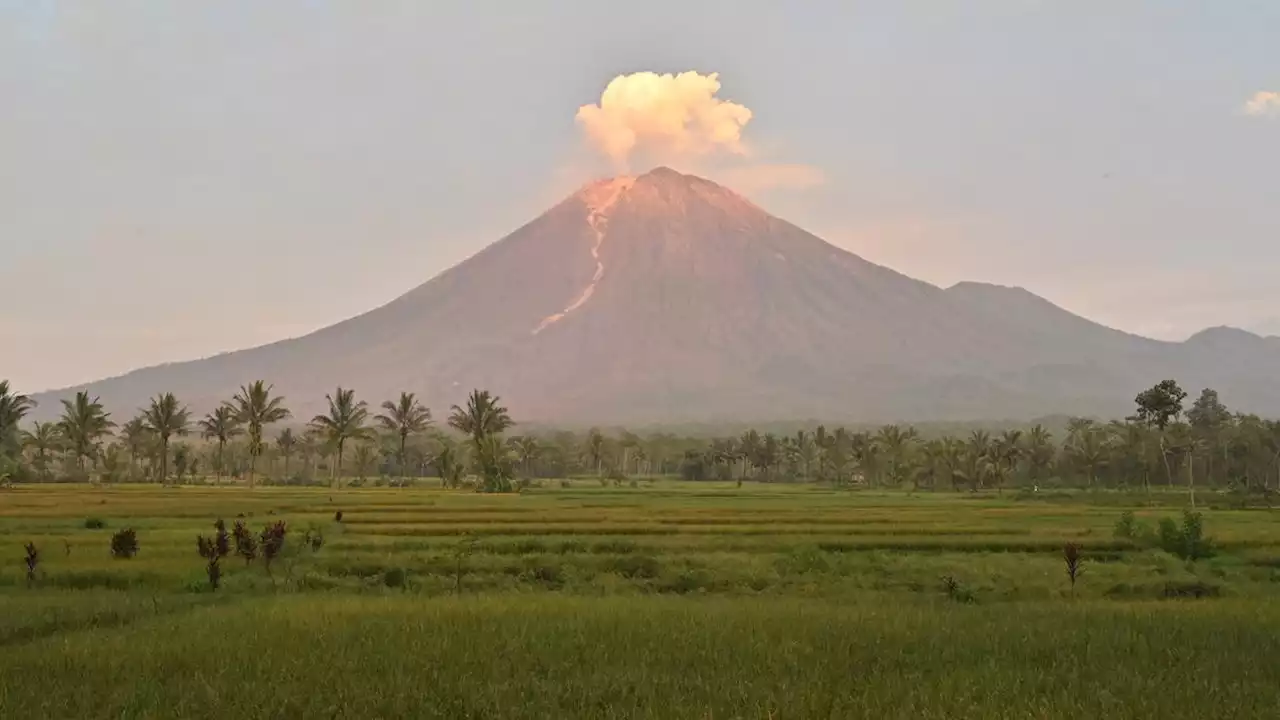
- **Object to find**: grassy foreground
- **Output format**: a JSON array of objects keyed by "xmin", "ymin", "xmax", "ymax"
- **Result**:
[{"xmin": 3, "ymin": 482, "xmax": 1280, "ymax": 718}]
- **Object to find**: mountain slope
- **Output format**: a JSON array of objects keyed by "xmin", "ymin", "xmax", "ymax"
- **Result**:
[{"xmin": 27, "ymin": 167, "xmax": 1280, "ymax": 423}]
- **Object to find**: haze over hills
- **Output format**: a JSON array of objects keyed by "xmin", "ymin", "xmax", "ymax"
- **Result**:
[{"xmin": 27, "ymin": 167, "xmax": 1280, "ymax": 424}]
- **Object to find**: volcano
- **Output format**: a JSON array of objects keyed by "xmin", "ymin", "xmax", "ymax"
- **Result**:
[{"xmin": 28, "ymin": 167, "xmax": 1280, "ymax": 423}]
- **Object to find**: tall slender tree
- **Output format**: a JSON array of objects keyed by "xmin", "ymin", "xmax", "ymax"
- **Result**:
[
  {"xmin": 227, "ymin": 381, "xmax": 291, "ymax": 488},
  {"xmin": 0, "ymin": 380, "xmax": 35, "ymax": 461},
  {"xmin": 20, "ymin": 421, "xmax": 61, "ymax": 478},
  {"xmin": 375, "ymin": 392, "xmax": 432, "ymax": 482},
  {"xmin": 198, "ymin": 406, "xmax": 242, "ymax": 484},
  {"xmin": 275, "ymin": 428, "xmax": 297, "ymax": 479},
  {"xmin": 57, "ymin": 392, "xmax": 115, "ymax": 477},
  {"xmin": 309, "ymin": 387, "xmax": 373, "ymax": 488},
  {"xmin": 140, "ymin": 393, "xmax": 191, "ymax": 486}
]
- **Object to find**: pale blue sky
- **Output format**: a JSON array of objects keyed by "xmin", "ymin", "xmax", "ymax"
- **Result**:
[{"xmin": 3, "ymin": 1, "xmax": 1278, "ymax": 392}]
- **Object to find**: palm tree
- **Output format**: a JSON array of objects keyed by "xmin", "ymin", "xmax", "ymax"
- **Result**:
[
  {"xmin": 1025, "ymin": 424, "xmax": 1055, "ymax": 485},
  {"xmin": 198, "ymin": 406, "xmax": 242, "ymax": 484},
  {"xmin": 227, "ymin": 381, "xmax": 291, "ymax": 488},
  {"xmin": 1066, "ymin": 427, "xmax": 1108, "ymax": 488},
  {"xmin": 351, "ymin": 442, "xmax": 377, "ymax": 483},
  {"xmin": 375, "ymin": 392, "xmax": 432, "ymax": 482},
  {"xmin": 309, "ymin": 387, "xmax": 373, "ymax": 488},
  {"xmin": 509, "ymin": 435, "xmax": 541, "ymax": 477},
  {"xmin": 20, "ymin": 421, "xmax": 61, "ymax": 478},
  {"xmin": 448, "ymin": 390, "xmax": 514, "ymax": 445},
  {"xmin": 875, "ymin": 425, "xmax": 918, "ymax": 486},
  {"xmin": 57, "ymin": 392, "xmax": 115, "ymax": 477},
  {"xmin": 141, "ymin": 393, "xmax": 191, "ymax": 486},
  {"xmin": 434, "ymin": 439, "xmax": 466, "ymax": 488},
  {"xmin": 276, "ymin": 428, "xmax": 297, "ymax": 479},
  {"xmin": 585, "ymin": 428, "xmax": 606, "ymax": 477},
  {"xmin": 0, "ymin": 380, "xmax": 35, "ymax": 460},
  {"xmin": 448, "ymin": 390, "xmax": 515, "ymax": 491},
  {"xmin": 118, "ymin": 416, "xmax": 153, "ymax": 481}
]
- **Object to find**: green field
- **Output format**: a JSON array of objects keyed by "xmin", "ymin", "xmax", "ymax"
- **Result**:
[{"xmin": 3, "ymin": 482, "xmax": 1280, "ymax": 718}]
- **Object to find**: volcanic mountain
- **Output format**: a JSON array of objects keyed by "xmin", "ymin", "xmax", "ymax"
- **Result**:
[{"xmin": 28, "ymin": 167, "xmax": 1280, "ymax": 423}]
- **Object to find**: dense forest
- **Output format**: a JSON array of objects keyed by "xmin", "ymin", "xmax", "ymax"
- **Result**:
[{"xmin": 2, "ymin": 378, "xmax": 1278, "ymax": 495}]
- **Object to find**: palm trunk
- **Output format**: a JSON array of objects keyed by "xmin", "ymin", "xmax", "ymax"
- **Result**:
[{"xmin": 160, "ymin": 438, "xmax": 169, "ymax": 487}]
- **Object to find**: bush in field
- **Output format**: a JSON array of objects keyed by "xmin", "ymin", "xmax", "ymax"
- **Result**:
[
  {"xmin": 197, "ymin": 519, "xmax": 232, "ymax": 590},
  {"xmin": 110, "ymin": 528, "xmax": 138, "ymax": 559},
  {"xmin": 260, "ymin": 520, "xmax": 288, "ymax": 574},
  {"xmin": 1113, "ymin": 511, "xmax": 1145, "ymax": 539},
  {"xmin": 84, "ymin": 517, "xmax": 107, "ymax": 529},
  {"xmin": 1158, "ymin": 511, "xmax": 1214, "ymax": 561},
  {"xmin": 941, "ymin": 575, "xmax": 976, "ymax": 604},
  {"xmin": 233, "ymin": 521, "xmax": 258, "ymax": 564},
  {"xmin": 24, "ymin": 541, "xmax": 38, "ymax": 585}
]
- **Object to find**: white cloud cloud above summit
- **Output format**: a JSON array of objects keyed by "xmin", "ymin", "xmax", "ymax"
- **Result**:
[{"xmin": 1242, "ymin": 91, "xmax": 1280, "ymax": 118}]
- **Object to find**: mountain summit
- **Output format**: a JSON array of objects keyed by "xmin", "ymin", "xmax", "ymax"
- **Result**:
[{"xmin": 29, "ymin": 167, "xmax": 1280, "ymax": 423}]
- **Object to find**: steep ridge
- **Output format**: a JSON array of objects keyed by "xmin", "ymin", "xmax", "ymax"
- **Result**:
[{"xmin": 27, "ymin": 167, "xmax": 1280, "ymax": 423}]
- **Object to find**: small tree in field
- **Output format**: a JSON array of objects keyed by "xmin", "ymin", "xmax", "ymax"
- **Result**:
[
  {"xmin": 233, "ymin": 521, "xmax": 258, "ymax": 564},
  {"xmin": 260, "ymin": 521, "xmax": 288, "ymax": 576},
  {"xmin": 1063, "ymin": 543, "xmax": 1084, "ymax": 594},
  {"xmin": 197, "ymin": 519, "xmax": 232, "ymax": 590},
  {"xmin": 110, "ymin": 528, "xmax": 138, "ymax": 559},
  {"xmin": 24, "ymin": 542, "xmax": 38, "ymax": 585}
]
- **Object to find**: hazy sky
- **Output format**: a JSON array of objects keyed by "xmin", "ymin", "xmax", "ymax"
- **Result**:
[{"xmin": 3, "ymin": 1, "xmax": 1278, "ymax": 392}]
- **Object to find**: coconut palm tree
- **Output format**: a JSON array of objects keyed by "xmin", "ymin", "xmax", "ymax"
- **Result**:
[
  {"xmin": 434, "ymin": 439, "xmax": 466, "ymax": 488},
  {"xmin": 20, "ymin": 421, "xmax": 61, "ymax": 478},
  {"xmin": 448, "ymin": 390, "xmax": 514, "ymax": 447},
  {"xmin": 1025, "ymin": 424, "xmax": 1055, "ymax": 485},
  {"xmin": 118, "ymin": 416, "xmax": 153, "ymax": 481},
  {"xmin": 141, "ymin": 393, "xmax": 191, "ymax": 486},
  {"xmin": 351, "ymin": 442, "xmax": 377, "ymax": 483},
  {"xmin": 275, "ymin": 428, "xmax": 297, "ymax": 479},
  {"xmin": 509, "ymin": 435, "xmax": 541, "ymax": 477},
  {"xmin": 1066, "ymin": 427, "xmax": 1108, "ymax": 488},
  {"xmin": 198, "ymin": 406, "xmax": 242, "ymax": 484},
  {"xmin": 0, "ymin": 380, "xmax": 35, "ymax": 460},
  {"xmin": 309, "ymin": 387, "xmax": 373, "ymax": 488},
  {"xmin": 57, "ymin": 392, "xmax": 115, "ymax": 477},
  {"xmin": 227, "ymin": 381, "xmax": 291, "ymax": 488},
  {"xmin": 375, "ymin": 392, "xmax": 432, "ymax": 482},
  {"xmin": 584, "ymin": 428, "xmax": 606, "ymax": 477}
]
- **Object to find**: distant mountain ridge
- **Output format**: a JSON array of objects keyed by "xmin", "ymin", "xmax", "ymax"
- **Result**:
[{"xmin": 27, "ymin": 167, "xmax": 1280, "ymax": 423}]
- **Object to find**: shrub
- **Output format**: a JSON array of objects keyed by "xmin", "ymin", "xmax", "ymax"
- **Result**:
[
  {"xmin": 196, "ymin": 519, "xmax": 232, "ymax": 590},
  {"xmin": 84, "ymin": 517, "xmax": 107, "ymax": 530},
  {"xmin": 260, "ymin": 521, "xmax": 288, "ymax": 574},
  {"xmin": 303, "ymin": 527, "xmax": 324, "ymax": 552},
  {"xmin": 941, "ymin": 575, "xmax": 976, "ymax": 604},
  {"xmin": 1159, "ymin": 511, "xmax": 1214, "ymax": 561},
  {"xmin": 606, "ymin": 554, "xmax": 660, "ymax": 579},
  {"xmin": 24, "ymin": 542, "xmax": 38, "ymax": 585},
  {"xmin": 1113, "ymin": 511, "xmax": 1140, "ymax": 539},
  {"xmin": 110, "ymin": 528, "xmax": 138, "ymax": 559},
  {"xmin": 233, "ymin": 521, "xmax": 258, "ymax": 564}
]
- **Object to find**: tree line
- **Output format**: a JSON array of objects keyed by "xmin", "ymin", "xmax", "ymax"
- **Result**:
[{"xmin": 2, "ymin": 378, "xmax": 1278, "ymax": 496}]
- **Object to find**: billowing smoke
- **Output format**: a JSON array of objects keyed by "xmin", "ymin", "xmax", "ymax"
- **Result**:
[{"xmin": 576, "ymin": 71, "xmax": 754, "ymax": 171}]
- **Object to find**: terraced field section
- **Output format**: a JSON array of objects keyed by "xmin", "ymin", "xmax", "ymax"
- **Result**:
[{"xmin": 2, "ymin": 483, "xmax": 1279, "ymax": 718}]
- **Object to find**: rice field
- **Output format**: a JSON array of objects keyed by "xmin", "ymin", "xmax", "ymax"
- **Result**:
[{"xmin": 3, "ymin": 482, "xmax": 1279, "ymax": 718}]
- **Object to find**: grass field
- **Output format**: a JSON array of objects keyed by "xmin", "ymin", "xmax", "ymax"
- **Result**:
[{"xmin": 3, "ymin": 482, "xmax": 1280, "ymax": 718}]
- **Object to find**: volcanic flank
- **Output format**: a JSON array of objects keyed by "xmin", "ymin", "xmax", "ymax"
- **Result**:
[{"xmin": 28, "ymin": 167, "xmax": 1280, "ymax": 423}]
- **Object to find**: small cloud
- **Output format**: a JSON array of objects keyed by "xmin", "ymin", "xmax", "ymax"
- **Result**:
[
  {"xmin": 1242, "ymin": 90, "xmax": 1280, "ymax": 118},
  {"xmin": 713, "ymin": 163, "xmax": 826, "ymax": 193}
]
